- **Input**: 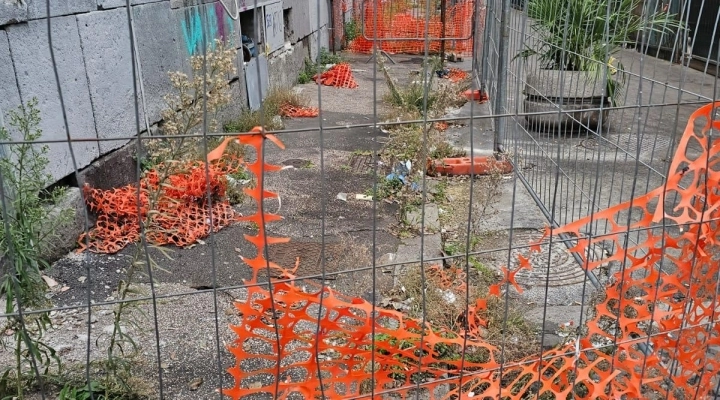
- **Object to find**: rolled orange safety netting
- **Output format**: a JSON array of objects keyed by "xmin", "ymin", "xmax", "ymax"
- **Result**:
[
  {"xmin": 280, "ymin": 104, "xmax": 320, "ymax": 118},
  {"xmin": 219, "ymin": 102, "xmax": 720, "ymax": 399},
  {"xmin": 447, "ymin": 68, "xmax": 469, "ymax": 82},
  {"xmin": 78, "ymin": 154, "xmax": 243, "ymax": 254},
  {"xmin": 312, "ymin": 63, "xmax": 359, "ymax": 89}
]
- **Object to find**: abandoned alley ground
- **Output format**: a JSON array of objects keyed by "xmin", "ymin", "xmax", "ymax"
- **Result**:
[
  {"xmin": 4, "ymin": 52, "xmax": 534, "ymax": 399},
  {"xmin": 7, "ymin": 44, "xmax": 716, "ymax": 399}
]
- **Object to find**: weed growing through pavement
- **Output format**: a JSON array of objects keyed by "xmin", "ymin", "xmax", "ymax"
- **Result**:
[
  {"xmin": 343, "ymin": 19, "xmax": 360, "ymax": 44},
  {"xmin": 0, "ymin": 99, "xmax": 73, "ymax": 399},
  {"xmin": 297, "ymin": 48, "xmax": 344, "ymax": 84},
  {"xmin": 224, "ymin": 86, "xmax": 308, "ymax": 133},
  {"xmin": 59, "ymin": 40, "xmax": 240, "ymax": 398}
]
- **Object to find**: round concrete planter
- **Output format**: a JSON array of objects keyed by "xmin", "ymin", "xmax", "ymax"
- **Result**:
[{"xmin": 523, "ymin": 70, "xmax": 611, "ymax": 133}]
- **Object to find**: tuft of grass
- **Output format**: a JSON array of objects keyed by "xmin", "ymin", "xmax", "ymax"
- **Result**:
[
  {"xmin": 393, "ymin": 265, "xmax": 538, "ymax": 363},
  {"xmin": 224, "ymin": 86, "xmax": 308, "ymax": 132}
]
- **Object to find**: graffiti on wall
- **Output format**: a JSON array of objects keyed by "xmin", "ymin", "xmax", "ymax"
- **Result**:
[
  {"xmin": 181, "ymin": 3, "xmax": 236, "ymax": 56},
  {"xmin": 263, "ymin": 1, "xmax": 284, "ymax": 53}
]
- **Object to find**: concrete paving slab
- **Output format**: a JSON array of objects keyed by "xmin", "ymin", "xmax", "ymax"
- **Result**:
[
  {"xmin": 475, "ymin": 178, "xmax": 547, "ymax": 231},
  {"xmin": 405, "ymin": 203, "xmax": 441, "ymax": 232},
  {"xmin": 77, "ymin": 8, "xmax": 146, "ymax": 154},
  {"xmin": 524, "ymin": 305, "xmax": 586, "ymax": 329},
  {"xmin": 395, "ymin": 233, "xmax": 442, "ymax": 265},
  {"xmin": 131, "ymin": 1, "xmax": 187, "ymax": 126},
  {"xmin": 6, "ymin": 16, "xmax": 100, "ymax": 180},
  {"xmin": 25, "ymin": 0, "xmax": 96, "ymax": 19}
]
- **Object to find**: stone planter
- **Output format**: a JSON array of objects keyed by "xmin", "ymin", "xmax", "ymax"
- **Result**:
[{"xmin": 523, "ymin": 70, "xmax": 611, "ymax": 133}]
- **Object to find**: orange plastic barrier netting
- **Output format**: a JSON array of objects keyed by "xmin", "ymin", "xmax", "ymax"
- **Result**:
[
  {"xmin": 347, "ymin": 0, "xmax": 478, "ymax": 57},
  {"xmin": 219, "ymin": 102, "xmax": 720, "ymax": 399},
  {"xmin": 448, "ymin": 68, "xmax": 469, "ymax": 82},
  {"xmin": 78, "ymin": 157, "xmax": 242, "ymax": 254},
  {"xmin": 280, "ymin": 104, "xmax": 320, "ymax": 118},
  {"xmin": 313, "ymin": 63, "xmax": 359, "ymax": 89}
]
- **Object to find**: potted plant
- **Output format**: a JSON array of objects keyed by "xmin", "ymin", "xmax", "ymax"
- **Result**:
[{"xmin": 518, "ymin": 0, "xmax": 680, "ymax": 132}]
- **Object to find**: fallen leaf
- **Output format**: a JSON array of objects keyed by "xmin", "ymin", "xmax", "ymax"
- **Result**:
[
  {"xmin": 196, "ymin": 239, "xmax": 206, "ymax": 245},
  {"xmin": 247, "ymin": 381, "xmax": 262, "ymax": 389},
  {"xmin": 77, "ymin": 276, "xmax": 86, "ymax": 283},
  {"xmin": 188, "ymin": 377, "xmax": 203, "ymax": 391},
  {"xmin": 42, "ymin": 275, "xmax": 58, "ymax": 288},
  {"xmin": 59, "ymin": 286, "xmax": 70, "ymax": 292}
]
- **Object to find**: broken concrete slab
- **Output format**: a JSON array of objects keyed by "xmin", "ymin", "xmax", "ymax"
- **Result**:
[
  {"xmin": 0, "ymin": 0, "xmax": 28, "ymax": 27},
  {"xmin": 404, "ymin": 203, "xmax": 440, "ymax": 232},
  {"xmin": 42, "ymin": 187, "xmax": 89, "ymax": 264},
  {"xmin": 76, "ymin": 140, "xmax": 140, "ymax": 190},
  {"xmin": 395, "ymin": 233, "xmax": 442, "ymax": 265}
]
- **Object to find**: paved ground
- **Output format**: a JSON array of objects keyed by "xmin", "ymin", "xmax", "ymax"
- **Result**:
[
  {"xmin": 6, "ymin": 40, "xmax": 717, "ymax": 398},
  {"xmin": 8, "ymin": 52, "xmax": 451, "ymax": 399}
]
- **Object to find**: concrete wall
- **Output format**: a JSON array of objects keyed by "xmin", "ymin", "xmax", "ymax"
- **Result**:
[{"xmin": 0, "ymin": 0, "xmax": 330, "ymax": 184}]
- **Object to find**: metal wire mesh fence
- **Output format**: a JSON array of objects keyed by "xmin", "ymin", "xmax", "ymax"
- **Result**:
[{"xmin": 0, "ymin": 0, "xmax": 719, "ymax": 399}]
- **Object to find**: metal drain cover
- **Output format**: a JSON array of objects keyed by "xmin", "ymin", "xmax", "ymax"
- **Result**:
[
  {"xmin": 281, "ymin": 159, "xmax": 310, "ymax": 168},
  {"xmin": 347, "ymin": 153, "xmax": 375, "ymax": 174},
  {"xmin": 266, "ymin": 241, "xmax": 345, "ymax": 279},
  {"xmin": 501, "ymin": 230, "xmax": 602, "ymax": 287}
]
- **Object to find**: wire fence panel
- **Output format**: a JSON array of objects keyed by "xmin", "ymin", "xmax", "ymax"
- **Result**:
[{"xmin": 1, "ymin": 0, "xmax": 719, "ymax": 399}]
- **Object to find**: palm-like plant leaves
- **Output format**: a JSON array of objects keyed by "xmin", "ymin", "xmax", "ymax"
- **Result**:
[{"xmin": 520, "ymin": 0, "xmax": 682, "ymax": 104}]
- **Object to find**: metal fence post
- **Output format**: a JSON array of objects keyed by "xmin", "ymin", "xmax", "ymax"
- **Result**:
[
  {"xmin": 0, "ymin": 110, "xmax": 13, "ymax": 217},
  {"xmin": 493, "ymin": 0, "xmax": 511, "ymax": 153}
]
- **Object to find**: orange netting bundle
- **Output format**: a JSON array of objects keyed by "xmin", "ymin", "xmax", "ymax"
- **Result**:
[
  {"xmin": 280, "ymin": 104, "xmax": 320, "ymax": 118},
  {"xmin": 313, "ymin": 63, "xmax": 359, "ymax": 89},
  {"xmin": 348, "ymin": 0, "xmax": 478, "ymax": 57},
  {"xmin": 219, "ymin": 102, "xmax": 720, "ymax": 399},
  {"xmin": 448, "ymin": 68, "xmax": 469, "ymax": 82},
  {"xmin": 78, "ymin": 156, "xmax": 242, "ymax": 254}
]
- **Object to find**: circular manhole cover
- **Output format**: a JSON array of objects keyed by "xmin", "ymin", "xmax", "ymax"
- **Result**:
[{"xmin": 504, "ymin": 230, "xmax": 603, "ymax": 287}]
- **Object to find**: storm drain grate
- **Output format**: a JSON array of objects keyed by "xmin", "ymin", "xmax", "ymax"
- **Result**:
[
  {"xmin": 348, "ymin": 153, "xmax": 375, "ymax": 174},
  {"xmin": 265, "ymin": 241, "xmax": 346, "ymax": 279}
]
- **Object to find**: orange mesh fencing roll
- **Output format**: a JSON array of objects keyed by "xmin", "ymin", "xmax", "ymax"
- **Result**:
[
  {"xmin": 218, "ymin": 103, "xmax": 720, "ymax": 399},
  {"xmin": 78, "ymin": 156, "xmax": 243, "ymax": 254},
  {"xmin": 313, "ymin": 63, "xmax": 359, "ymax": 89}
]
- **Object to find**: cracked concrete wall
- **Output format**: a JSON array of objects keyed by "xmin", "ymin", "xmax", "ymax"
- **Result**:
[{"xmin": 0, "ymin": 0, "xmax": 329, "ymax": 184}]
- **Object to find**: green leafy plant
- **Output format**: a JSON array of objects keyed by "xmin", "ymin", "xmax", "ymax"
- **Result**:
[
  {"xmin": 224, "ymin": 86, "xmax": 308, "ymax": 132},
  {"xmin": 344, "ymin": 19, "xmax": 360, "ymax": 43},
  {"xmin": 144, "ymin": 38, "xmax": 237, "ymax": 173},
  {"xmin": 297, "ymin": 48, "xmax": 344, "ymax": 83},
  {"xmin": 83, "ymin": 40, "xmax": 237, "ymax": 399},
  {"xmin": 0, "ymin": 98, "xmax": 72, "ymax": 399},
  {"xmin": 517, "ymin": 0, "xmax": 681, "ymax": 104}
]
